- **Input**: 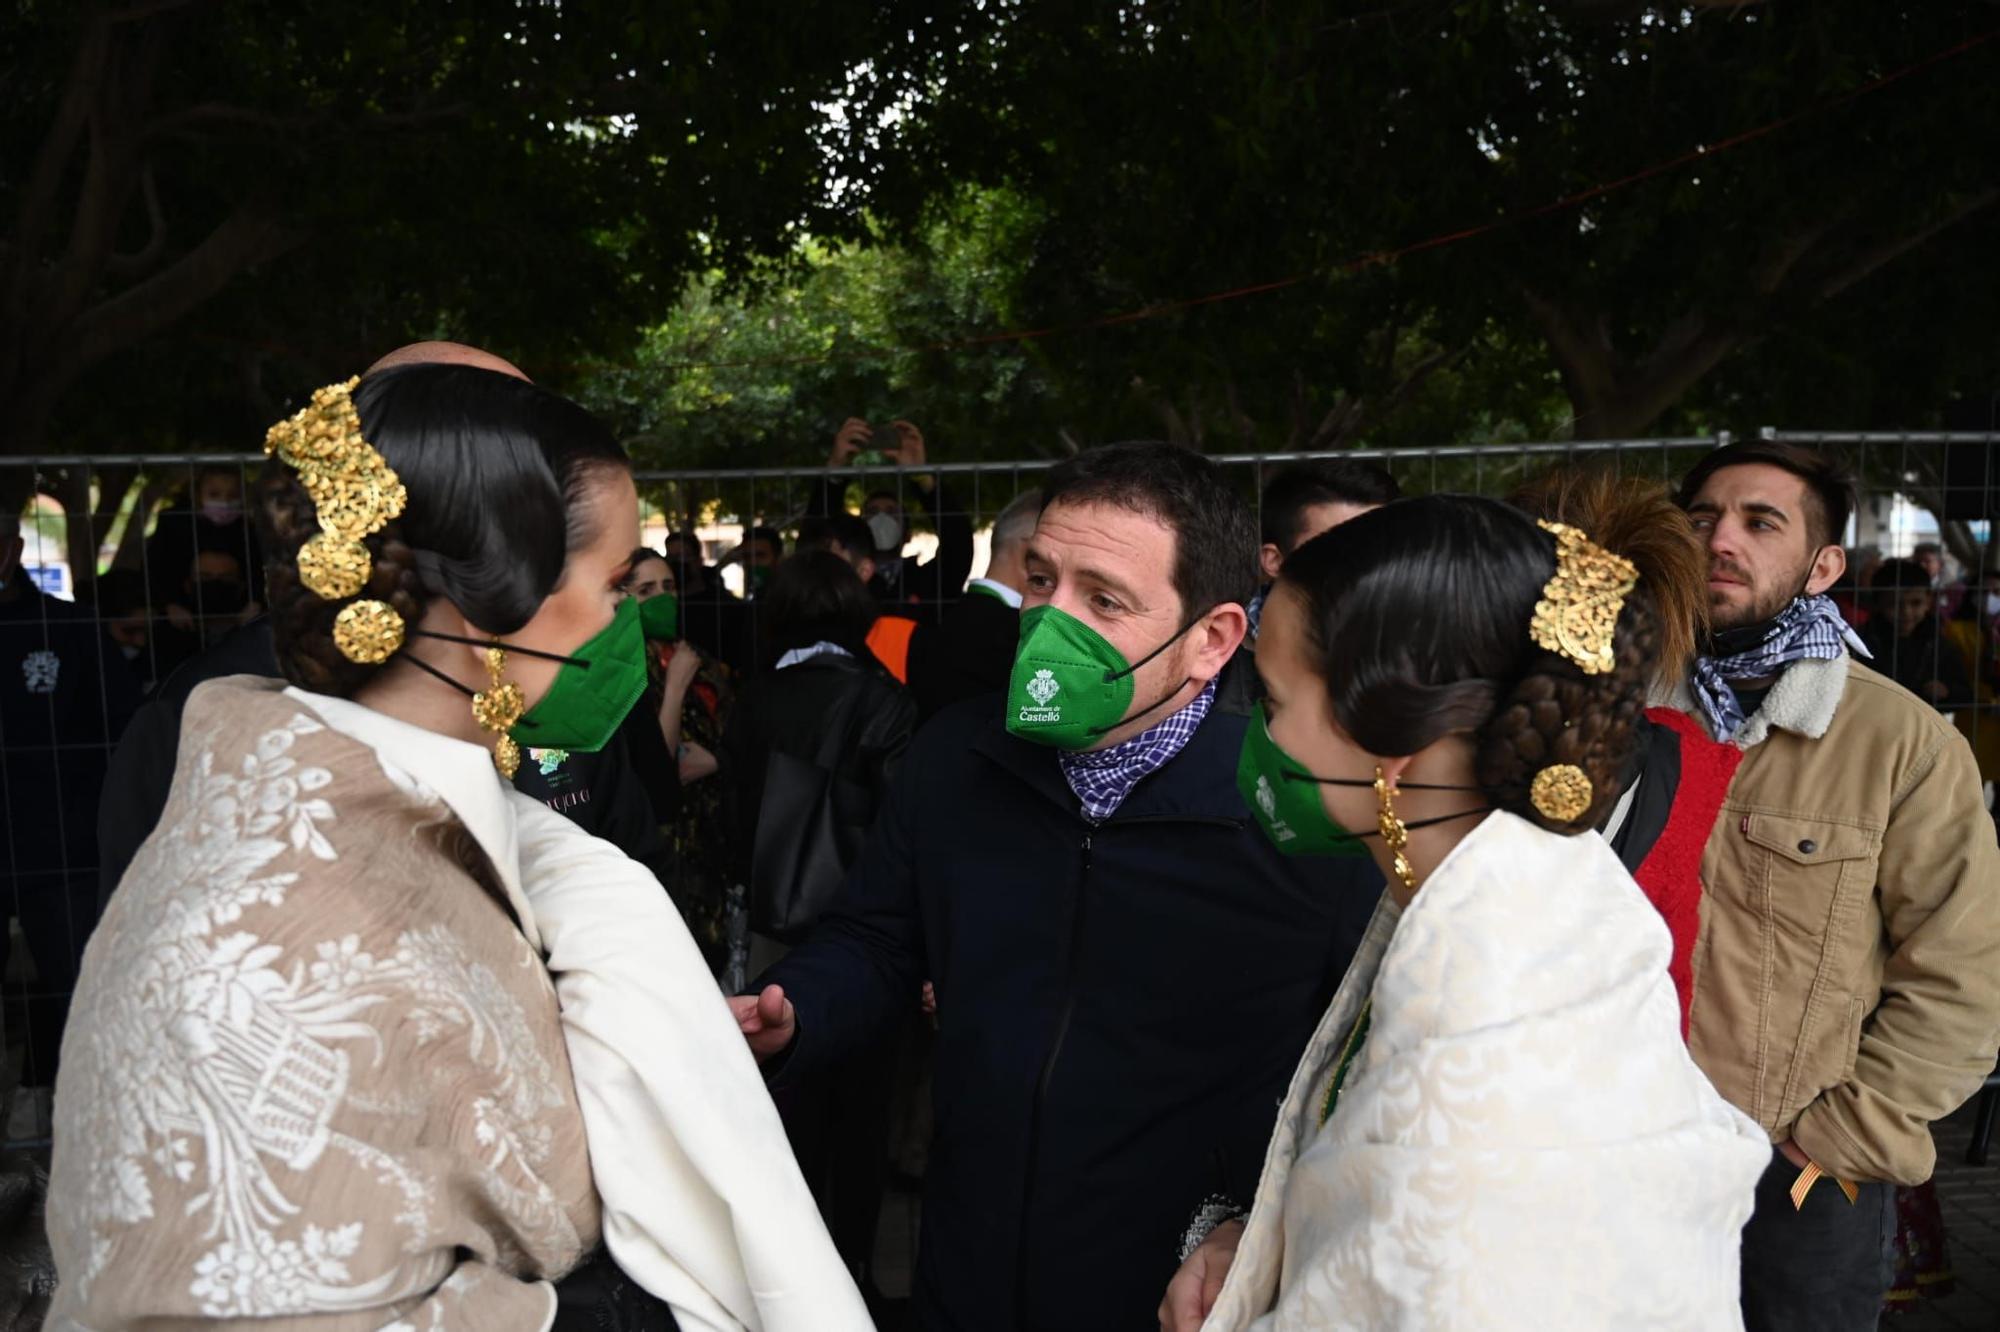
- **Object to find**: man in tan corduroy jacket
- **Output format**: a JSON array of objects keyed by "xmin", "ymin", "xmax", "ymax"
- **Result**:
[{"xmin": 1675, "ymin": 440, "xmax": 2000, "ymax": 1332}]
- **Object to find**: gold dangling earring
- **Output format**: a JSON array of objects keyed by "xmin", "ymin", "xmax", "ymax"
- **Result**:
[
  {"xmin": 470, "ymin": 645, "xmax": 525, "ymax": 779},
  {"xmin": 1375, "ymin": 766, "xmax": 1416, "ymax": 894}
]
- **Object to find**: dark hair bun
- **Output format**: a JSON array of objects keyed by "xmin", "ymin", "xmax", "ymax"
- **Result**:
[
  {"xmin": 1281, "ymin": 494, "xmax": 1658, "ymax": 838},
  {"xmin": 1472, "ymin": 588, "xmax": 1659, "ymax": 832},
  {"xmin": 255, "ymin": 363, "xmax": 628, "ymax": 697}
]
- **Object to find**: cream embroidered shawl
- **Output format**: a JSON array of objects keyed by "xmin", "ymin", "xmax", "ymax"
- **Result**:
[
  {"xmin": 50, "ymin": 680, "xmax": 599, "ymax": 1328},
  {"xmin": 48, "ymin": 678, "xmax": 870, "ymax": 1331},
  {"xmin": 1204, "ymin": 812, "xmax": 1768, "ymax": 1332}
]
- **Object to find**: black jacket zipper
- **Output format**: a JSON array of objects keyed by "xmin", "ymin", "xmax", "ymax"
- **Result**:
[
  {"xmin": 1014, "ymin": 828, "xmax": 1093, "ymax": 1318},
  {"xmin": 1009, "ymin": 811, "xmax": 1239, "ymax": 1316}
]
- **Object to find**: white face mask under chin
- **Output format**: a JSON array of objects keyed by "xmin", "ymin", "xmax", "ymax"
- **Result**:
[
  {"xmin": 866, "ymin": 511, "xmax": 904, "ymax": 555},
  {"xmin": 1984, "ymin": 593, "xmax": 2000, "ymax": 620}
]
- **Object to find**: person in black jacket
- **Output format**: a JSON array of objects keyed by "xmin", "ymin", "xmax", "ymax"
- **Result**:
[
  {"xmin": 904, "ymin": 486, "xmax": 1038, "ymax": 725},
  {"xmin": 1863, "ymin": 557, "xmax": 1976, "ymax": 710},
  {"xmin": 730, "ymin": 443, "xmax": 1382, "ymax": 1332},
  {"xmin": 0, "ymin": 512, "xmax": 142, "ymax": 1112},
  {"xmin": 716, "ymin": 549, "xmax": 916, "ymax": 1306},
  {"xmin": 817, "ymin": 417, "xmax": 974, "ymax": 614}
]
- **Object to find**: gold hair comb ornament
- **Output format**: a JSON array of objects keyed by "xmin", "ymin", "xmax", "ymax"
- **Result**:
[
  {"xmin": 1530, "ymin": 520, "xmax": 1637, "ymax": 676},
  {"xmin": 264, "ymin": 377, "xmax": 409, "ymax": 664},
  {"xmin": 1530, "ymin": 762, "xmax": 1594, "ymax": 824}
]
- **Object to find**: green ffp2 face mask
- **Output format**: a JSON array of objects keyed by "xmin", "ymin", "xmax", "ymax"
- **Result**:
[
  {"xmin": 510, "ymin": 595, "xmax": 650, "ymax": 752},
  {"xmin": 637, "ymin": 592, "xmax": 680, "ymax": 642},
  {"xmin": 1236, "ymin": 701, "xmax": 1488, "ymax": 857},
  {"xmin": 1005, "ymin": 604, "xmax": 1194, "ymax": 750},
  {"xmin": 408, "ymin": 596, "xmax": 651, "ymax": 756},
  {"xmin": 1236, "ymin": 702, "xmax": 1372, "ymax": 856}
]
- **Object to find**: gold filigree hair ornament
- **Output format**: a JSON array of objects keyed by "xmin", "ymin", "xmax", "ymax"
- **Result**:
[
  {"xmin": 1530, "ymin": 520, "xmax": 1638, "ymax": 675},
  {"xmin": 1525, "ymin": 520, "xmax": 1638, "ymax": 824},
  {"xmin": 263, "ymin": 377, "xmax": 410, "ymax": 665}
]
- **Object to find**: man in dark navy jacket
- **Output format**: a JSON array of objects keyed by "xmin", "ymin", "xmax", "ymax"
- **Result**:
[{"xmin": 732, "ymin": 443, "xmax": 1380, "ymax": 1332}]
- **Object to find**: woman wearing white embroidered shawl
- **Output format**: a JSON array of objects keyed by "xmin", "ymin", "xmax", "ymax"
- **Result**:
[
  {"xmin": 48, "ymin": 366, "xmax": 869, "ymax": 1331},
  {"xmin": 1166, "ymin": 495, "xmax": 1767, "ymax": 1332}
]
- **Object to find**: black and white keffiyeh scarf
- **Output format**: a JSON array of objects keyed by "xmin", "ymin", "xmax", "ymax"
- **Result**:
[{"xmin": 1690, "ymin": 594, "xmax": 1870, "ymax": 741}]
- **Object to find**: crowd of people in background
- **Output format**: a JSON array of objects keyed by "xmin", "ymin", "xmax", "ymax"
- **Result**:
[{"xmin": 2, "ymin": 350, "xmax": 1999, "ymax": 1330}]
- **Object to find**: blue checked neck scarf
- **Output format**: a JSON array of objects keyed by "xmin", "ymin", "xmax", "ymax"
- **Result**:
[
  {"xmin": 1059, "ymin": 678, "xmax": 1217, "ymax": 822},
  {"xmin": 1690, "ymin": 594, "xmax": 1871, "ymax": 741}
]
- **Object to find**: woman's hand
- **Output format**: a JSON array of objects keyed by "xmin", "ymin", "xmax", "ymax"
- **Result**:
[
  {"xmin": 662, "ymin": 643, "xmax": 702, "ymax": 695},
  {"xmin": 678, "ymin": 740, "xmax": 718, "ymax": 784},
  {"xmin": 1159, "ymin": 1218, "xmax": 1243, "ymax": 1332}
]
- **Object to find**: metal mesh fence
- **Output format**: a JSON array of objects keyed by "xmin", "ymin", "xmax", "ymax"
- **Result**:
[{"xmin": 3, "ymin": 432, "xmax": 1998, "ymax": 1144}]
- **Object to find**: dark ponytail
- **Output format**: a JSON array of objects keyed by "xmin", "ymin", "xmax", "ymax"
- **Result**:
[
  {"xmin": 256, "ymin": 363, "xmax": 629, "ymax": 696},
  {"xmin": 1279, "ymin": 493, "xmax": 1657, "ymax": 834}
]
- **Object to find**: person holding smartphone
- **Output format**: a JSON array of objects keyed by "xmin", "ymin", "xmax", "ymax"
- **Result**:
[{"xmin": 819, "ymin": 417, "xmax": 975, "ymax": 615}]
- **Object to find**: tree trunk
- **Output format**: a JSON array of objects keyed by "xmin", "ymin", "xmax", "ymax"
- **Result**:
[
  {"xmin": 1523, "ymin": 288, "xmax": 1745, "ymax": 438},
  {"xmin": 0, "ymin": 7, "xmax": 304, "ymax": 460}
]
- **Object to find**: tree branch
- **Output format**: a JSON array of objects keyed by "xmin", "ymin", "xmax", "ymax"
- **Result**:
[
  {"xmin": 48, "ymin": 9, "xmax": 173, "ymax": 330},
  {"xmin": 1521, "ymin": 285, "xmax": 1622, "ymax": 421},
  {"xmin": 105, "ymin": 163, "xmax": 168, "ymax": 278},
  {"xmin": 103, "ymin": 0, "xmax": 206, "ymax": 23},
  {"xmin": 6, "ymin": 17, "xmax": 110, "ymax": 307},
  {"xmin": 149, "ymin": 99, "xmax": 471, "ymax": 144},
  {"xmin": 62, "ymin": 205, "xmax": 307, "ymax": 382},
  {"xmin": 1818, "ymin": 190, "xmax": 2000, "ymax": 302},
  {"xmin": 147, "ymin": 102, "xmax": 330, "ymax": 140}
]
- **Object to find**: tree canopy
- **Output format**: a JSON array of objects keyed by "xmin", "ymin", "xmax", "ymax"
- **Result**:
[
  {"xmin": 0, "ymin": 0, "xmax": 985, "ymax": 455},
  {"xmin": 864, "ymin": 0, "xmax": 1999, "ymax": 445},
  {"xmin": 6, "ymin": 0, "xmax": 1996, "ymax": 479}
]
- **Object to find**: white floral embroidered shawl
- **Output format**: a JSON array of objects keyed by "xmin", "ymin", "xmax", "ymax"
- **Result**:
[
  {"xmin": 1203, "ymin": 811, "xmax": 1769, "ymax": 1332},
  {"xmin": 48, "ymin": 678, "xmax": 869, "ymax": 1331}
]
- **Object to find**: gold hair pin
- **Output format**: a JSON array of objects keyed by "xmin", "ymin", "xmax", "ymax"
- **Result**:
[
  {"xmin": 1524, "ymin": 520, "xmax": 1633, "ymax": 825},
  {"xmin": 264, "ymin": 378, "xmax": 409, "ymax": 664},
  {"xmin": 1530, "ymin": 763, "xmax": 1593, "ymax": 824},
  {"xmin": 1530, "ymin": 520, "xmax": 1636, "ymax": 676}
]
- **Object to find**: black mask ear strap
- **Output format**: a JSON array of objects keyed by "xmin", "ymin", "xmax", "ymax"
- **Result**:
[
  {"xmin": 1280, "ymin": 773, "xmax": 1480, "ymax": 792},
  {"xmin": 409, "ymin": 628, "xmax": 587, "ymax": 669},
  {"xmin": 401, "ymin": 653, "xmax": 476, "ymax": 700},
  {"xmin": 1103, "ymin": 613, "xmax": 1207, "ymax": 684},
  {"xmin": 399, "ymin": 648, "xmax": 545, "ymax": 734},
  {"xmin": 1333, "ymin": 807, "xmax": 1491, "ymax": 842}
]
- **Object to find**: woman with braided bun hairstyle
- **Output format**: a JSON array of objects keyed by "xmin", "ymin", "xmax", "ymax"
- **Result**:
[
  {"xmin": 50, "ymin": 365, "xmax": 869, "ymax": 1332},
  {"xmin": 1510, "ymin": 466, "xmax": 1745, "ymax": 1036},
  {"xmin": 1181, "ymin": 494, "xmax": 1768, "ymax": 1332}
]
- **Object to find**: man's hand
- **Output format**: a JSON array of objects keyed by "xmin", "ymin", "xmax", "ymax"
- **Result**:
[
  {"xmin": 829, "ymin": 417, "xmax": 871, "ymax": 468},
  {"xmin": 1777, "ymin": 1137, "xmax": 1812, "ymax": 1170},
  {"xmin": 1159, "ymin": 1218, "xmax": 1243, "ymax": 1331},
  {"xmin": 728, "ymin": 984, "xmax": 797, "ymax": 1062},
  {"xmin": 881, "ymin": 419, "xmax": 926, "ymax": 467},
  {"xmin": 883, "ymin": 419, "xmax": 935, "ymax": 491}
]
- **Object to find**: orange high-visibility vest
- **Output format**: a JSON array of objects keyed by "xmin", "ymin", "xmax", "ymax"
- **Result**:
[{"xmin": 866, "ymin": 614, "xmax": 918, "ymax": 684}]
